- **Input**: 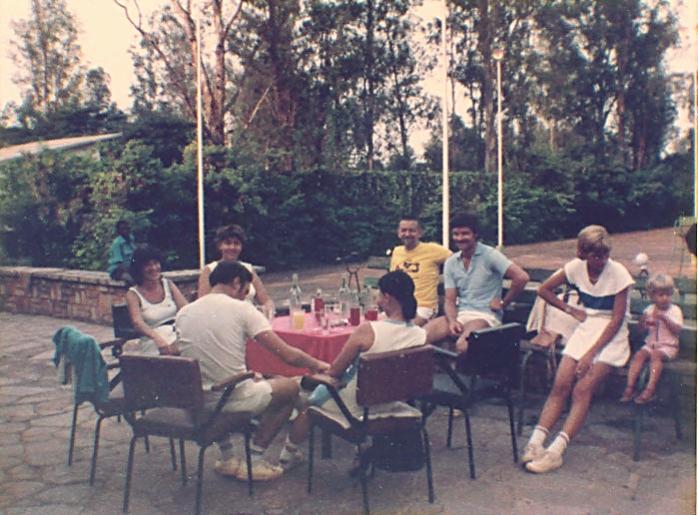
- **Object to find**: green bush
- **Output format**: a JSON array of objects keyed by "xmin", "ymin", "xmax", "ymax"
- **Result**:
[{"xmin": 0, "ymin": 143, "xmax": 693, "ymax": 271}]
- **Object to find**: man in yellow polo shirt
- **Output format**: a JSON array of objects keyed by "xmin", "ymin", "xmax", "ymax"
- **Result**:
[{"xmin": 390, "ymin": 215, "xmax": 451, "ymax": 326}]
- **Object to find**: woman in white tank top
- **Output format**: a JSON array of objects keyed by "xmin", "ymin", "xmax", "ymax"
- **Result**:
[
  {"xmin": 279, "ymin": 270, "xmax": 426, "ymax": 468},
  {"xmin": 197, "ymin": 224, "xmax": 274, "ymax": 316},
  {"xmin": 126, "ymin": 245, "xmax": 188, "ymax": 355}
]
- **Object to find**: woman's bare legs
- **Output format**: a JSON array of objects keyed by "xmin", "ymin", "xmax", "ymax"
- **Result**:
[
  {"xmin": 561, "ymin": 362, "xmax": 612, "ymax": 439},
  {"xmin": 536, "ymin": 356, "xmax": 577, "ymax": 431}
]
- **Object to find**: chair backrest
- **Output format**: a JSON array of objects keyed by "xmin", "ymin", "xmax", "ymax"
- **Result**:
[
  {"xmin": 119, "ymin": 354, "xmax": 204, "ymax": 412},
  {"xmin": 356, "ymin": 345, "xmax": 433, "ymax": 407},
  {"xmin": 112, "ymin": 304, "xmax": 140, "ymax": 340},
  {"xmin": 458, "ymin": 323, "xmax": 525, "ymax": 380}
]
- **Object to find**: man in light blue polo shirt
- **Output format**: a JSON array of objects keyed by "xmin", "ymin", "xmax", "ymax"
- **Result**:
[{"xmin": 425, "ymin": 213, "xmax": 529, "ymax": 353}]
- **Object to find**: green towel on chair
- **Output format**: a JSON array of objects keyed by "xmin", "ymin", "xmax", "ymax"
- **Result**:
[{"xmin": 52, "ymin": 326, "xmax": 109, "ymax": 405}]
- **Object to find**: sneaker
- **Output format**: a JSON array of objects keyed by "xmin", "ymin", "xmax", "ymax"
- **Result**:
[
  {"xmin": 213, "ymin": 456, "xmax": 242, "ymax": 477},
  {"xmin": 234, "ymin": 459, "xmax": 284, "ymax": 482},
  {"xmin": 521, "ymin": 442, "xmax": 544, "ymax": 464},
  {"xmin": 279, "ymin": 449, "xmax": 305, "ymax": 471},
  {"xmin": 525, "ymin": 450, "xmax": 563, "ymax": 474}
]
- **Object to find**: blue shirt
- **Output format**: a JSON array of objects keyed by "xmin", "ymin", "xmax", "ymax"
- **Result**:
[
  {"xmin": 108, "ymin": 235, "xmax": 135, "ymax": 275},
  {"xmin": 443, "ymin": 242, "xmax": 512, "ymax": 318}
]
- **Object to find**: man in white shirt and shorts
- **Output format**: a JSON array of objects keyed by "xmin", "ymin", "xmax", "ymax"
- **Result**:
[{"xmin": 176, "ymin": 261, "xmax": 328, "ymax": 481}]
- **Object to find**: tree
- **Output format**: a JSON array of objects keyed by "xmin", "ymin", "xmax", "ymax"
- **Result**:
[
  {"xmin": 116, "ymin": 0, "xmax": 243, "ymax": 146},
  {"xmin": 9, "ymin": 0, "xmax": 84, "ymax": 119}
]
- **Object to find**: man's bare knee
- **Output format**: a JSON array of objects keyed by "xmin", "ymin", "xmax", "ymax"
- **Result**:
[{"xmin": 268, "ymin": 377, "xmax": 300, "ymax": 406}]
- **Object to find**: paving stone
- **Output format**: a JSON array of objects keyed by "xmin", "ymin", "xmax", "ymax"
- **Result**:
[{"xmin": 0, "ymin": 481, "xmax": 46, "ymax": 508}]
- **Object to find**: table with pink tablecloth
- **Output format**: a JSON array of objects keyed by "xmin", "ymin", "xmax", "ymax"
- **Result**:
[{"xmin": 246, "ymin": 313, "xmax": 355, "ymax": 376}]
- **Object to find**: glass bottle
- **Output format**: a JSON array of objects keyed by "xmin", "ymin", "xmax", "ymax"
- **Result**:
[
  {"xmin": 338, "ymin": 273, "xmax": 351, "ymax": 319},
  {"xmin": 289, "ymin": 273, "xmax": 303, "ymax": 313}
]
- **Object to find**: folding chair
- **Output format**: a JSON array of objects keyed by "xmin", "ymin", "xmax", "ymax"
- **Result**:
[
  {"xmin": 119, "ymin": 355, "xmax": 255, "ymax": 515},
  {"xmin": 305, "ymin": 345, "xmax": 435, "ymax": 514},
  {"xmin": 421, "ymin": 323, "xmax": 524, "ymax": 479}
]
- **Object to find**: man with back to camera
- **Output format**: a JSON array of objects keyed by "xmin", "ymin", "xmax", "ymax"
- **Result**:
[
  {"xmin": 424, "ymin": 212, "xmax": 529, "ymax": 353},
  {"xmin": 175, "ymin": 261, "xmax": 328, "ymax": 481},
  {"xmin": 390, "ymin": 215, "xmax": 451, "ymax": 326}
]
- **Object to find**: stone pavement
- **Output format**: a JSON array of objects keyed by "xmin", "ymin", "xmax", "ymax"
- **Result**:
[{"xmin": 1, "ymin": 312, "xmax": 695, "ymax": 514}]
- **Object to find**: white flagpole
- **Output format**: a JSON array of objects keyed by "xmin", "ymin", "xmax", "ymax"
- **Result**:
[
  {"xmin": 196, "ymin": 18, "xmax": 206, "ymax": 269},
  {"xmin": 441, "ymin": 0, "xmax": 450, "ymax": 247}
]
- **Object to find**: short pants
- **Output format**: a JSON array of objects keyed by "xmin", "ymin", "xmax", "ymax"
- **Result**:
[{"xmin": 204, "ymin": 378, "xmax": 273, "ymax": 416}]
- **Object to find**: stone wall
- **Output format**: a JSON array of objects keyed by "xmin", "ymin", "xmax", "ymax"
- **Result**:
[{"xmin": 0, "ymin": 267, "xmax": 199, "ymax": 324}]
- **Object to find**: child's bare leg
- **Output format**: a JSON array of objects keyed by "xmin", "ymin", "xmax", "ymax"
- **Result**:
[
  {"xmin": 635, "ymin": 350, "xmax": 666, "ymax": 404},
  {"xmin": 561, "ymin": 362, "xmax": 612, "ymax": 439},
  {"xmin": 536, "ymin": 357, "xmax": 577, "ymax": 430},
  {"xmin": 621, "ymin": 349, "xmax": 650, "ymax": 401}
]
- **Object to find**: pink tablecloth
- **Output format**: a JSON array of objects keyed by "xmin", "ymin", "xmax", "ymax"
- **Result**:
[{"xmin": 246, "ymin": 313, "xmax": 355, "ymax": 377}]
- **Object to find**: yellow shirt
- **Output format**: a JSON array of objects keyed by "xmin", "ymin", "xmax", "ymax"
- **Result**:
[{"xmin": 390, "ymin": 242, "xmax": 451, "ymax": 309}]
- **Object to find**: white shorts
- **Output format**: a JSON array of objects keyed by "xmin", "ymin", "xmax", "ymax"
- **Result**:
[
  {"xmin": 562, "ymin": 314, "xmax": 630, "ymax": 367},
  {"xmin": 416, "ymin": 307, "xmax": 437, "ymax": 320},
  {"xmin": 456, "ymin": 309, "xmax": 501, "ymax": 329},
  {"xmin": 204, "ymin": 378, "xmax": 273, "ymax": 416}
]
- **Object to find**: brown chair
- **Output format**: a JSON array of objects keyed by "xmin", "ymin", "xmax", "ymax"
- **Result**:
[
  {"xmin": 421, "ymin": 323, "xmax": 524, "ymax": 479},
  {"xmin": 304, "ymin": 345, "xmax": 435, "ymax": 514},
  {"xmin": 119, "ymin": 355, "xmax": 255, "ymax": 515}
]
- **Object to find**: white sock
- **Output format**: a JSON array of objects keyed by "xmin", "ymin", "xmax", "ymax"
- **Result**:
[
  {"xmin": 218, "ymin": 438, "xmax": 235, "ymax": 460},
  {"xmin": 547, "ymin": 431, "xmax": 570, "ymax": 456},
  {"xmin": 529, "ymin": 425, "xmax": 549, "ymax": 447},
  {"xmin": 280, "ymin": 436, "xmax": 300, "ymax": 461},
  {"xmin": 250, "ymin": 443, "xmax": 266, "ymax": 463}
]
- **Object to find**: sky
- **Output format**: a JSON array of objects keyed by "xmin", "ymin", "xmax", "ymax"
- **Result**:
[{"xmin": 1, "ymin": 0, "xmax": 696, "ymax": 149}]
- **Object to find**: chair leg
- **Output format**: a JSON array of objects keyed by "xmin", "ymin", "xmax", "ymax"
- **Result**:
[
  {"xmin": 669, "ymin": 372, "xmax": 683, "ymax": 440},
  {"xmin": 423, "ymin": 427, "xmax": 434, "ymax": 504},
  {"xmin": 360, "ymin": 458, "xmax": 370, "ymax": 515},
  {"xmin": 170, "ymin": 437, "xmax": 177, "ymax": 471},
  {"xmin": 179, "ymin": 439, "xmax": 187, "ymax": 486},
  {"xmin": 464, "ymin": 410, "xmax": 475, "ymax": 480},
  {"xmin": 194, "ymin": 447, "xmax": 206, "ymax": 515},
  {"xmin": 517, "ymin": 351, "xmax": 533, "ymax": 436},
  {"xmin": 321, "ymin": 429, "xmax": 333, "ymax": 459},
  {"xmin": 633, "ymin": 405, "xmax": 643, "ymax": 462},
  {"xmin": 244, "ymin": 431, "xmax": 253, "ymax": 497},
  {"xmin": 507, "ymin": 396, "xmax": 518, "ymax": 463},
  {"xmin": 68, "ymin": 403, "xmax": 79, "ymax": 466},
  {"xmin": 307, "ymin": 425, "xmax": 315, "ymax": 494},
  {"xmin": 123, "ymin": 436, "xmax": 138, "ymax": 513},
  {"xmin": 446, "ymin": 407, "xmax": 454, "ymax": 448},
  {"xmin": 89, "ymin": 415, "xmax": 105, "ymax": 486},
  {"xmin": 144, "ymin": 436, "xmax": 150, "ymax": 453}
]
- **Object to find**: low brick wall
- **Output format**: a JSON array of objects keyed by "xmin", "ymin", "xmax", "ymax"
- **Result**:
[{"xmin": 0, "ymin": 266, "xmax": 199, "ymax": 324}]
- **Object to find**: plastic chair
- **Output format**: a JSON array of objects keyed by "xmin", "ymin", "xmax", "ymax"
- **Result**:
[
  {"xmin": 119, "ymin": 355, "xmax": 255, "ymax": 515},
  {"xmin": 304, "ymin": 345, "xmax": 435, "ymax": 514},
  {"xmin": 421, "ymin": 323, "xmax": 524, "ymax": 479}
]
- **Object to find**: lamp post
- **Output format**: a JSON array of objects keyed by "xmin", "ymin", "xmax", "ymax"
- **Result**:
[
  {"xmin": 441, "ymin": 0, "xmax": 450, "ymax": 247},
  {"xmin": 492, "ymin": 47, "xmax": 504, "ymax": 249}
]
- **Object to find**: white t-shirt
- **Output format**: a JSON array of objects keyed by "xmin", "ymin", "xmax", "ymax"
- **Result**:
[{"xmin": 176, "ymin": 293, "xmax": 271, "ymax": 389}]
